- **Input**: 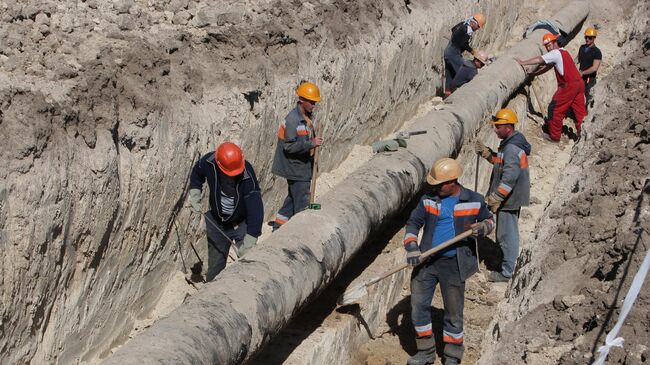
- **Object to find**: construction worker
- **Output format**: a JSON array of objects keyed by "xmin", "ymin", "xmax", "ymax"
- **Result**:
[
  {"xmin": 404, "ymin": 158, "xmax": 494, "ymax": 365},
  {"xmin": 448, "ymin": 50, "xmax": 489, "ymax": 93},
  {"xmin": 444, "ymin": 13, "xmax": 486, "ymax": 97},
  {"xmin": 474, "ymin": 108, "xmax": 531, "ymax": 283},
  {"xmin": 271, "ymin": 81, "xmax": 323, "ymax": 230},
  {"xmin": 578, "ymin": 27, "xmax": 602, "ymax": 110},
  {"xmin": 189, "ymin": 142, "xmax": 264, "ymax": 281},
  {"xmin": 516, "ymin": 33, "xmax": 587, "ymax": 142}
]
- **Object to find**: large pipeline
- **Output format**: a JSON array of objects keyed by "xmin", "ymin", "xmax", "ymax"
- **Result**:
[{"xmin": 104, "ymin": 2, "xmax": 588, "ymax": 363}]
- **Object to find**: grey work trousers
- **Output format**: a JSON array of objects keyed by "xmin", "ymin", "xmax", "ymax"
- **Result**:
[
  {"xmin": 273, "ymin": 179, "xmax": 311, "ymax": 230},
  {"xmin": 496, "ymin": 209, "xmax": 521, "ymax": 278},
  {"xmin": 204, "ymin": 211, "xmax": 246, "ymax": 281},
  {"xmin": 444, "ymin": 46, "xmax": 465, "ymax": 91}
]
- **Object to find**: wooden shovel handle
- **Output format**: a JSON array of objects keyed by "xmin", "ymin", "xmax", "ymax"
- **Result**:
[{"xmin": 367, "ymin": 230, "xmax": 473, "ymax": 286}]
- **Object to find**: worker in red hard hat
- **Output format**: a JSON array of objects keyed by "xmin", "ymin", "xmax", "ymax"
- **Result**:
[
  {"xmin": 516, "ymin": 33, "xmax": 587, "ymax": 142},
  {"xmin": 271, "ymin": 81, "xmax": 324, "ymax": 230},
  {"xmin": 189, "ymin": 141, "xmax": 264, "ymax": 281}
]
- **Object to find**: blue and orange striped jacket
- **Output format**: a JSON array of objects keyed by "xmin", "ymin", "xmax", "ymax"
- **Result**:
[
  {"xmin": 404, "ymin": 186, "xmax": 493, "ymax": 281},
  {"xmin": 487, "ymin": 131, "xmax": 531, "ymax": 210}
]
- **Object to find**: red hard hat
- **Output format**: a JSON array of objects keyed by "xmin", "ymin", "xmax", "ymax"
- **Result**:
[
  {"xmin": 543, "ymin": 33, "xmax": 559, "ymax": 45},
  {"xmin": 215, "ymin": 142, "xmax": 245, "ymax": 176}
]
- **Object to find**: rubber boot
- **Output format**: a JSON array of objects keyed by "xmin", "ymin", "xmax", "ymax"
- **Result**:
[{"xmin": 407, "ymin": 336, "xmax": 436, "ymax": 365}]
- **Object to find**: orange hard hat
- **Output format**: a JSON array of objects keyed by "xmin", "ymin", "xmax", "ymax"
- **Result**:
[
  {"xmin": 472, "ymin": 13, "xmax": 486, "ymax": 28},
  {"xmin": 296, "ymin": 82, "xmax": 321, "ymax": 102},
  {"xmin": 543, "ymin": 33, "xmax": 560, "ymax": 45},
  {"xmin": 215, "ymin": 142, "xmax": 245, "ymax": 176}
]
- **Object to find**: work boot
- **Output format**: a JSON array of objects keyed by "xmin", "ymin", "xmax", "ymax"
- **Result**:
[
  {"xmin": 408, "ymin": 336, "xmax": 436, "ymax": 365},
  {"xmin": 487, "ymin": 271, "xmax": 511, "ymax": 283},
  {"xmin": 444, "ymin": 356, "xmax": 460, "ymax": 365}
]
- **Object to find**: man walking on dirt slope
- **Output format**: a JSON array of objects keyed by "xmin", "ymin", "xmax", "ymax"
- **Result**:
[
  {"xmin": 444, "ymin": 13, "xmax": 485, "ymax": 97},
  {"xmin": 516, "ymin": 33, "xmax": 587, "ymax": 142},
  {"xmin": 189, "ymin": 142, "xmax": 264, "ymax": 281},
  {"xmin": 403, "ymin": 158, "xmax": 494, "ymax": 365},
  {"xmin": 475, "ymin": 109, "xmax": 531, "ymax": 283},
  {"xmin": 578, "ymin": 27, "xmax": 602, "ymax": 110},
  {"xmin": 271, "ymin": 81, "xmax": 324, "ymax": 231},
  {"xmin": 448, "ymin": 49, "xmax": 489, "ymax": 94}
]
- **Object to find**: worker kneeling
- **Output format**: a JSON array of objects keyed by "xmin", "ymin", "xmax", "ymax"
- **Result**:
[
  {"xmin": 403, "ymin": 158, "xmax": 494, "ymax": 365},
  {"xmin": 189, "ymin": 142, "xmax": 264, "ymax": 281}
]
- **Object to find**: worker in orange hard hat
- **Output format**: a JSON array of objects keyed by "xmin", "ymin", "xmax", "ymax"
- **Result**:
[
  {"xmin": 271, "ymin": 81, "xmax": 324, "ymax": 230},
  {"xmin": 516, "ymin": 33, "xmax": 587, "ymax": 142},
  {"xmin": 474, "ymin": 109, "xmax": 531, "ymax": 283},
  {"xmin": 404, "ymin": 157, "xmax": 493, "ymax": 365},
  {"xmin": 578, "ymin": 27, "xmax": 602, "ymax": 110},
  {"xmin": 444, "ymin": 13, "xmax": 486, "ymax": 97},
  {"xmin": 189, "ymin": 141, "xmax": 264, "ymax": 281}
]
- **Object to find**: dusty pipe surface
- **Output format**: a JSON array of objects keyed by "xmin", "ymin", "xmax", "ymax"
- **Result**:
[{"xmin": 103, "ymin": 2, "xmax": 588, "ymax": 364}]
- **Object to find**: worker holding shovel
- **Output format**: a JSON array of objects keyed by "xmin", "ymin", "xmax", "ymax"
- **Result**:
[
  {"xmin": 271, "ymin": 81, "xmax": 324, "ymax": 231},
  {"xmin": 403, "ymin": 158, "xmax": 493, "ymax": 365},
  {"xmin": 189, "ymin": 142, "xmax": 264, "ymax": 281}
]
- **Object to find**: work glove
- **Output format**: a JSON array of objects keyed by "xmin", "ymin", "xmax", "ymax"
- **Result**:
[
  {"xmin": 405, "ymin": 242, "xmax": 421, "ymax": 266},
  {"xmin": 188, "ymin": 189, "xmax": 202, "ymax": 214},
  {"xmin": 474, "ymin": 140, "xmax": 493, "ymax": 161},
  {"xmin": 237, "ymin": 234, "xmax": 258, "ymax": 258},
  {"xmin": 466, "ymin": 221, "xmax": 489, "ymax": 237},
  {"xmin": 486, "ymin": 193, "xmax": 503, "ymax": 213}
]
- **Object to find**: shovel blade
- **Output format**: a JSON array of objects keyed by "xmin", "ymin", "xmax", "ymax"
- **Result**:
[{"xmin": 337, "ymin": 282, "xmax": 368, "ymax": 306}]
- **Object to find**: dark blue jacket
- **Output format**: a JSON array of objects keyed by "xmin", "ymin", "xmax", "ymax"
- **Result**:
[
  {"xmin": 190, "ymin": 152, "xmax": 264, "ymax": 237},
  {"xmin": 403, "ymin": 186, "xmax": 494, "ymax": 281},
  {"xmin": 450, "ymin": 60, "xmax": 478, "ymax": 91}
]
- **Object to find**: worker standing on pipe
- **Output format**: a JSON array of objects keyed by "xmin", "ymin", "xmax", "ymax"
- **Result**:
[
  {"xmin": 403, "ymin": 158, "xmax": 494, "ymax": 365},
  {"xmin": 578, "ymin": 27, "xmax": 602, "ymax": 110},
  {"xmin": 189, "ymin": 142, "xmax": 264, "ymax": 281},
  {"xmin": 448, "ymin": 50, "xmax": 489, "ymax": 94},
  {"xmin": 474, "ymin": 109, "xmax": 531, "ymax": 283},
  {"xmin": 444, "ymin": 13, "xmax": 485, "ymax": 97},
  {"xmin": 516, "ymin": 33, "xmax": 587, "ymax": 142},
  {"xmin": 271, "ymin": 81, "xmax": 324, "ymax": 230}
]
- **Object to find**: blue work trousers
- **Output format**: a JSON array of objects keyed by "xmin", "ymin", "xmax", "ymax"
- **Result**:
[{"xmin": 411, "ymin": 256, "xmax": 465, "ymax": 361}]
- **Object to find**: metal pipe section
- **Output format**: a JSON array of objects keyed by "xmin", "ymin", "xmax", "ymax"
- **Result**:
[{"xmin": 103, "ymin": 2, "xmax": 588, "ymax": 364}]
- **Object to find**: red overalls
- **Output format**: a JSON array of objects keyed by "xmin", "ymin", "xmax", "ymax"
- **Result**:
[{"xmin": 546, "ymin": 49, "xmax": 587, "ymax": 141}]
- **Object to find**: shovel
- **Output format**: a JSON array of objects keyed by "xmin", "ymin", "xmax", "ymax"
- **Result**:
[{"xmin": 337, "ymin": 230, "xmax": 473, "ymax": 306}]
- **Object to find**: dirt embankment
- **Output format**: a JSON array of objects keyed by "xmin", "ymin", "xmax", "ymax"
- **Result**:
[{"xmin": 478, "ymin": 3, "xmax": 650, "ymax": 363}]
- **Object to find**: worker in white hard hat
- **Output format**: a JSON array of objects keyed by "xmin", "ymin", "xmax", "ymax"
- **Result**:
[
  {"xmin": 448, "ymin": 49, "xmax": 490, "ymax": 94},
  {"xmin": 403, "ymin": 158, "xmax": 494, "ymax": 365},
  {"xmin": 474, "ymin": 108, "xmax": 531, "ymax": 283},
  {"xmin": 444, "ymin": 13, "xmax": 486, "ymax": 97}
]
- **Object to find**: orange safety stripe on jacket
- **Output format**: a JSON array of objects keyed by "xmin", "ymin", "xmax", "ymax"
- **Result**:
[
  {"xmin": 519, "ymin": 150, "xmax": 529, "ymax": 168},
  {"xmin": 278, "ymin": 120, "xmax": 286, "ymax": 140}
]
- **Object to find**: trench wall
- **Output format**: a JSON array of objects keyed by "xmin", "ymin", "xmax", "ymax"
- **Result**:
[
  {"xmin": 102, "ymin": 1, "xmax": 590, "ymax": 364},
  {"xmin": 0, "ymin": 1, "xmax": 524, "ymax": 363}
]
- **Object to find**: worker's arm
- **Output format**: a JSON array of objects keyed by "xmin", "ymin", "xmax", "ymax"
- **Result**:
[
  {"xmin": 242, "ymin": 165, "xmax": 264, "ymax": 237},
  {"xmin": 516, "ymin": 55, "xmax": 545, "ymax": 66},
  {"xmin": 188, "ymin": 156, "xmax": 207, "ymax": 213},
  {"xmin": 493, "ymin": 145, "xmax": 523, "ymax": 201},
  {"xmin": 282, "ymin": 118, "xmax": 313, "ymax": 155},
  {"xmin": 580, "ymin": 59, "xmax": 601, "ymax": 77},
  {"xmin": 403, "ymin": 199, "xmax": 425, "ymax": 247},
  {"xmin": 529, "ymin": 63, "xmax": 554, "ymax": 76}
]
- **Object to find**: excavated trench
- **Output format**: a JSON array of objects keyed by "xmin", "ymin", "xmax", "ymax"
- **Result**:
[{"xmin": 3, "ymin": 0, "xmax": 647, "ymax": 364}]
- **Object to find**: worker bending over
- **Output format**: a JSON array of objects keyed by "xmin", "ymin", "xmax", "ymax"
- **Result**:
[
  {"xmin": 516, "ymin": 33, "xmax": 587, "ymax": 142},
  {"xmin": 189, "ymin": 142, "xmax": 264, "ymax": 281},
  {"xmin": 404, "ymin": 158, "xmax": 494, "ymax": 365},
  {"xmin": 271, "ymin": 82, "xmax": 324, "ymax": 230},
  {"xmin": 448, "ymin": 50, "xmax": 489, "ymax": 94},
  {"xmin": 475, "ymin": 109, "xmax": 531, "ymax": 283},
  {"xmin": 444, "ymin": 13, "xmax": 486, "ymax": 97}
]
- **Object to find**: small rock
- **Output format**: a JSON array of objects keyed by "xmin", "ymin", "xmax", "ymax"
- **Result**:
[
  {"xmin": 114, "ymin": 0, "xmax": 134, "ymax": 14},
  {"xmin": 563, "ymin": 245, "xmax": 577, "ymax": 260},
  {"xmin": 561, "ymin": 294, "xmax": 585, "ymax": 308},
  {"xmin": 117, "ymin": 14, "xmax": 135, "ymax": 30},
  {"xmin": 172, "ymin": 10, "xmax": 192, "ymax": 25},
  {"xmin": 38, "ymin": 24, "xmax": 49, "ymax": 35},
  {"xmin": 35, "ymin": 13, "xmax": 50, "ymax": 26},
  {"xmin": 596, "ymin": 150, "xmax": 613, "ymax": 164},
  {"xmin": 529, "ymin": 196, "xmax": 542, "ymax": 205},
  {"xmin": 553, "ymin": 295, "xmax": 567, "ymax": 310}
]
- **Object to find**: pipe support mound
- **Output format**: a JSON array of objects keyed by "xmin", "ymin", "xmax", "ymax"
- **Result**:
[{"xmin": 104, "ymin": 1, "xmax": 589, "ymax": 363}]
